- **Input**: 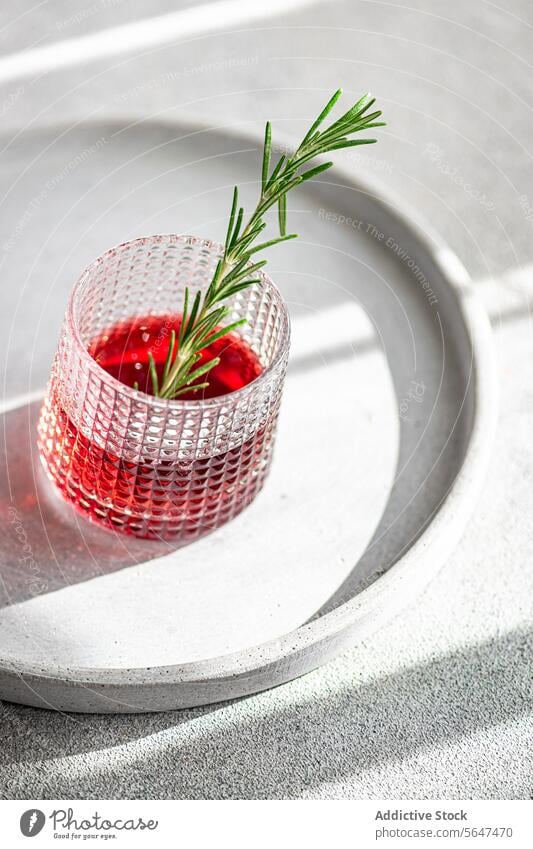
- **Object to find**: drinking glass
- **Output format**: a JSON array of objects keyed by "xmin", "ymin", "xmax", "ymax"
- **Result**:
[{"xmin": 37, "ymin": 235, "xmax": 290, "ymax": 540}]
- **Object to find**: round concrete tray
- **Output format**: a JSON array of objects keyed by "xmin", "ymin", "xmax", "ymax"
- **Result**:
[{"xmin": 0, "ymin": 120, "xmax": 496, "ymax": 712}]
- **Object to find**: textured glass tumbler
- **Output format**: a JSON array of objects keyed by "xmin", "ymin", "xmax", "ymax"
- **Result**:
[{"xmin": 37, "ymin": 235, "xmax": 290, "ymax": 540}]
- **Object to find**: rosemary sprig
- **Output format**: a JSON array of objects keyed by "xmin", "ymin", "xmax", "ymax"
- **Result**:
[{"xmin": 153, "ymin": 89, "xmax": 385, "ymax": 399}]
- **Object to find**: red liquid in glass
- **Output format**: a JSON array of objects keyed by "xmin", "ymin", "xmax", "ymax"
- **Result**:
[
  {"xmin": 45, "ymin": 315, "xmax": 267, "ymax": 539},
  {"xmin": 89, "ymin": 313, "xmax": 262, "ymax": 399}
]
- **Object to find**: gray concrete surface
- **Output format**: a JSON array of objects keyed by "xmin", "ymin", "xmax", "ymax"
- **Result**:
[{"xmin": 0, "ymin": 0, "xmax": 532, "ymax": 798}]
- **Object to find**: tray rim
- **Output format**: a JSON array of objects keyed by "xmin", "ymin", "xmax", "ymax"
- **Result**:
[{"xmin": 0, "ymin": 119, "xmax": 498, "ymax": 704}]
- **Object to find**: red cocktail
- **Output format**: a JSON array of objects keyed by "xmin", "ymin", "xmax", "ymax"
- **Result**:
[{"xmin": 38, "ymin": 236, "xmax": 290, "ymax": 540}]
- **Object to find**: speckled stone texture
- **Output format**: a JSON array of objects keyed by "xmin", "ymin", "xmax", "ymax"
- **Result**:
[{"xmin": 0, "ymin": 0, "xmax": 532, "ymax": 799}]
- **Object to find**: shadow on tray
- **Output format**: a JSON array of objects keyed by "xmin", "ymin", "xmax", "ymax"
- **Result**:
[{"xmin": 0, "ymin": 400, "xmax": 173, "ymax": 609}]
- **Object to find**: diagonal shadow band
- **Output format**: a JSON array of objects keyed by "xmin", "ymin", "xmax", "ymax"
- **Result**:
[{"xmin": 0, "ymin": 628, "xmax": 530, "ymax": 798}]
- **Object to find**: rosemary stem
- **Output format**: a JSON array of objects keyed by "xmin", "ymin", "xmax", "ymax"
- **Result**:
[{"xmin": 153, "ymin": 89, "xmax": 384, "ymax": 399}]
